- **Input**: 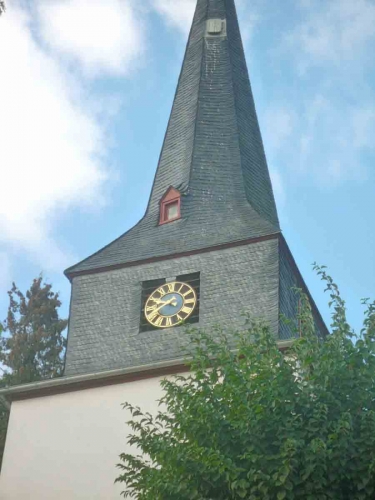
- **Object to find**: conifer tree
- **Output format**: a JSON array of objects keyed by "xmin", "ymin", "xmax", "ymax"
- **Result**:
[
  {"xmin": 1, "ymin": 277, "xmax": 68, "ymax": 383},
  {"xmin": 0, "ymin": 277, "xmax": 68, "ymax": 468}
]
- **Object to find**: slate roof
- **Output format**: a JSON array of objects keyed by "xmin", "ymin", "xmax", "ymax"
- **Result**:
[{"xmin": 66, "ymin": 0, "xmax": 280, "ymax": 278}]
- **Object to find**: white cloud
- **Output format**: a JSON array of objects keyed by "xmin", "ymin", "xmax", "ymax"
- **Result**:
[
  {"xmin": 264, "ymin": 95, "xmax": 374, "ymax": 186},
  {"xmin": 0, "ymin": 0, "xmax": 144, "ymax": 278},
  {"xmin": 268, "ymin": 0, "xmax": 375, "ymax": 186},
  {"xmin": 297, "ymin": 96, "xmax": 373, "ymax": 183},
  {"xmin": 269, "ymin": 169, "xmax": 286, "ymax": 209},
  {"xmin": 263, "ymin": 107, "xmax": 296, "ymax": 151},
  {"xmin": 150, "ymin": 0, "xmax": 195, "ymax": 33},
  {"xmin": 235, "ymin": 0, "xmax": 261, "ymax": 45},
  {"xmin": 295, "ymin": 95, "xmax": 371, "ymax": 183},
  {"xmin": 37, "ymin": 0, "xmax": 144, "ymax": 77},
  {"xmin": 0, "ymin": 5, "xmax": 115, "ymax": 272},
  {"xmin": 287, "ymin": 0, "xmax": 375, "ymax": 71},
  {"xmin": 0, "ymin": 252, "xmax": 12, "ymax": 291},
  {"xmin": 0, "ymin": 0, "xmax": 149, "ymax": 313},
  {"xmin": 352, "ymin": 108, "xmax": 375, "ymax": 149}
]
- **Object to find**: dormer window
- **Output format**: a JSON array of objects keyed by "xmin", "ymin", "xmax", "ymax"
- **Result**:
[{"xmin": 159, "ymin": 187, "xmax": 181, "ymax": 225}]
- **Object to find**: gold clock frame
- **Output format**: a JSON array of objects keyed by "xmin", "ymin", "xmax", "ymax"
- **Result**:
[{"xmin": 144, "ymin": 281, "xmax": 197, "ymax": 329}]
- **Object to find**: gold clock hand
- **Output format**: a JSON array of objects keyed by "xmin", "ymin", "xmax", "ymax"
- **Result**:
[
  {"xmin": 153, "ymin": 298, "xmax": 167, "ymax": 305},
  {"xmin": 155, "ymin": 298, "xmax": 177, "ymax": 313}
]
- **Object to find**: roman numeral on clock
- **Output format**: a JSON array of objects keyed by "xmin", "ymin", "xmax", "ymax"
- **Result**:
[
  {"xmin": 148, "ymin": 310, "xmax": 159, "ymax": 322},
  {"xmin": 154, "ymin": 316, "xmax": 164, "ymax": 327},
  {"xmin": 181, "ymin": 306, "xmax": 193, "ymax": 315}
]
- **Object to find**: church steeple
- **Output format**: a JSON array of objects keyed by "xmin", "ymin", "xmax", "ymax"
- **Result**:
[
  {"xmin": 0, "ymin": 7, "xmax": 328, "ymax": 492},
  {"xmin": 148, "ymin": 0, "xmax": 279, "ymax": 228},
  {"xmin": 66, "ymin": 0, "xmax": 279, "ymax": 277},
  {"xmin": 62, "ymin": 0, "xmax": 327, "ymax": 379}
]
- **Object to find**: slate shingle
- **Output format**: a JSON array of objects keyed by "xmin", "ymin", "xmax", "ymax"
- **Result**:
[
  {"xmin": 63, "ymin": 0, "xmax": 328, "ymax": 376},
  {"xmin": 64, "ymin": 240, "xmax": 281, "ymax": 376},
  {"xmin": 65, "ymin": 0, "xmax": 279, "ymax": 278}
]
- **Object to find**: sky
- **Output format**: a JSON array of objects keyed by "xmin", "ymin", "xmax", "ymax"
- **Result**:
[{"xmin": 0, "ymin": 0, "xmax": 374, "ymax": 335}]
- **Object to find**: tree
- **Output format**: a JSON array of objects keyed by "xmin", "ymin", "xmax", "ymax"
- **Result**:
[
  {"xmin": 117, "ymin": 267, "xmax": 375, "ymax": 499},
  {"xmin": 0, "ymin": 2, "xmax": 5, "ymax": 15},
  {"xmin": 1, "ymin": 277, "xmax": 68, "ymax": 384},
  {"xmin": 0, "ymin": 277, "xmax": 68, "ymax": 467}
]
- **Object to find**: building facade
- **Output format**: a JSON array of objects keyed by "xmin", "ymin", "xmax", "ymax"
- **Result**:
[{"xmin": 0, "ymin": 0, "xmax": 326, "ymax": 498}]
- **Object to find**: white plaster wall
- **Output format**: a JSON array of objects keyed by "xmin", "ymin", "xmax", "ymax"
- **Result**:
[{"xmin": 0, "ymin": 374, "xmax": 177, "ymax": 500}]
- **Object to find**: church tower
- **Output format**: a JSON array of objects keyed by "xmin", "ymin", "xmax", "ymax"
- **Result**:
[
  {"xmin": 0, "ymin": 1, "xmax": 328, "ymax": 498},
  {"xmin": 64, "ymin": 0, "xmax": 326, "ymax": 376}
]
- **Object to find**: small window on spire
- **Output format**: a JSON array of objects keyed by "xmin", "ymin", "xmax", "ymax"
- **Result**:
[
  {"xmin": 206, "ymin": 19, "xmax": 226, "ymax": 37},
  {"xmin": 166, "ymin": 202, "xmax": 179, "ymax": 220},
  {"xmin": 207, "ymin": 19, "xmax": 223, "ymax": 35},
  {"xmin": 159, "ymin": 187, "xmax": 181, "ymax": 225}
]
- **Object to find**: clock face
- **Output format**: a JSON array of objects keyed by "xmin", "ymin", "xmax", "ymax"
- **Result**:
[{"xmin": 145, "ymin": 281, "xmax": 197, "ymax": 329}]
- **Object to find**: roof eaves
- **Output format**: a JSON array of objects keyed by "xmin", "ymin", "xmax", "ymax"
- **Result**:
[{"xmin": 0, "ymin": 338, "xmax": 296, "ymax": 402}]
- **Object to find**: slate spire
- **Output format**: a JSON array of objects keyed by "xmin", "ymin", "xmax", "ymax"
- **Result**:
[
  {"xmin": 66, "ymin": 0, "xmax": 280, "ymax": 277},
  {"xmin": 149, "ymin": 0, "xmax": 279, "ymax": 225}
]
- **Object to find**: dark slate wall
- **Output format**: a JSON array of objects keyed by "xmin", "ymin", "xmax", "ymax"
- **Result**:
[
  {"xmin": 64, "ymin": 239, "xmax": 279, "ymax": 376},
  {"xmin": 279, "ymin": 238, "xmax": 328, "ymax": 340},
  {"xmin": 279, "ymin": 243, "xmax": 300, "ymax": 340}
]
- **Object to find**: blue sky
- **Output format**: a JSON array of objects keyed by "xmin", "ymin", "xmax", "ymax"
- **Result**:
[{"xmin": 0, "ymin": 0, "xmax": 374, "ymax": 334}]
